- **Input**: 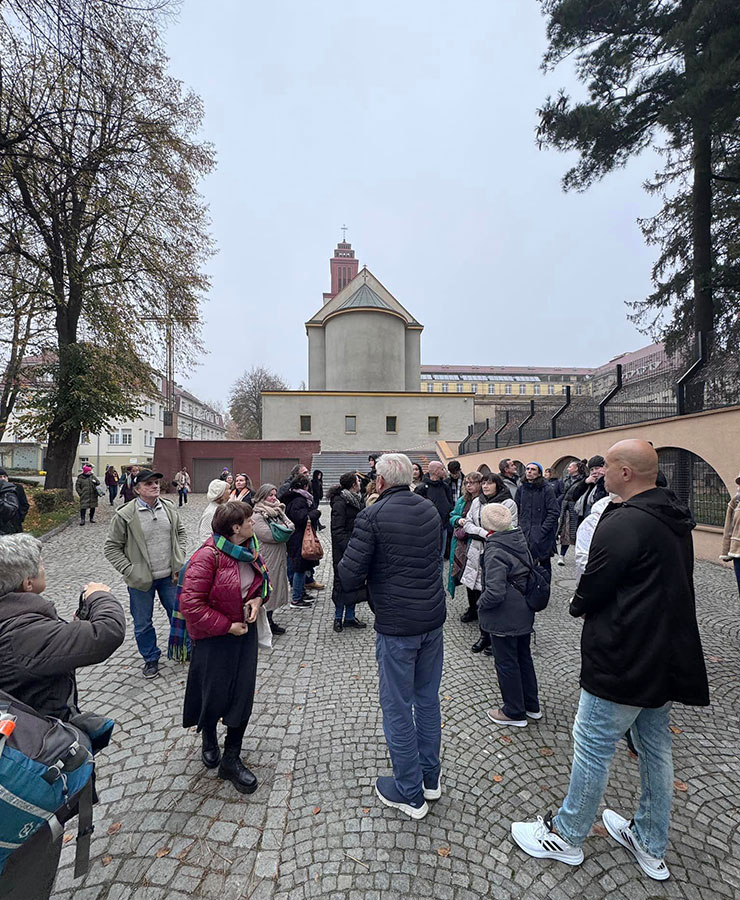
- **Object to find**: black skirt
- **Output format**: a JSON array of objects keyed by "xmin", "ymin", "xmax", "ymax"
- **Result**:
[{"xmin": 182, "ymin": 624, "xmax": 258, "ymax": 731}]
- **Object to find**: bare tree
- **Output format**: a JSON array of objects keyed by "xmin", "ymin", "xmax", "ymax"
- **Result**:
[{"xmin": 229, "ymin": 367, "xmax": 289, "ymax": 439}]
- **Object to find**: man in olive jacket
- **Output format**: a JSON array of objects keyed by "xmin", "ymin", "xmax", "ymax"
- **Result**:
[
  {"xmin": 512, "ymin": 440, "xmax": 709, "ymax": 882},
  {"xmin": 104, "ymin": 469, "xmax": 186, "ymax": 679},
  {"xmin": 0, "ymin": 533, "xmax": 125, "ymax": 900}
]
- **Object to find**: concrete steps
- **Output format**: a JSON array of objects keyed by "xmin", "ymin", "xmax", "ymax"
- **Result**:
[{"xmin": 310, "ymin": 449, "xmax": 439, "ymax": 490}]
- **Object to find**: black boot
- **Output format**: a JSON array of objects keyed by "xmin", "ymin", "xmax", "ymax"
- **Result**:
[
  {"xmin": 267, "ymin": 611, "xmax": 286, "ymax": 635},
  {"xmin": 201, "ymin": 729, "xmax": 220, "ymax": 769},
  {"xmin": 218, "ymin": 749, "xmax": 258, "ymax": 794},
  {"xmin": 471, "ymin": 633, "xmax": 491, "ymax": 654}
]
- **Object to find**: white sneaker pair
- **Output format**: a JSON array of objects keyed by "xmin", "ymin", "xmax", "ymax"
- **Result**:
[{"xmin": 510, "ymin": 809, "xmax": 670, "ymax": 880}]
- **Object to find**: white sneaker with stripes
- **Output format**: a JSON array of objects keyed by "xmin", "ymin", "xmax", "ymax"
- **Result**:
[
  {"xmin": 601, "ymin": 809, "xmax": 670, "ymax": 880},
  {"xmin": 510, "ymin": 812, "xmax": 584, "ymax": 865}
]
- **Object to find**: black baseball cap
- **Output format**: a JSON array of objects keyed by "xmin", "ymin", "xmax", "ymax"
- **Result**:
[{"xmin": 133, "ymin": 469, "xmax": 163, "ymax": 486}]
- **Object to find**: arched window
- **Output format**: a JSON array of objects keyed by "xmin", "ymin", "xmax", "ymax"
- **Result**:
[{"xmin": 657, "ymin": 448, "xmax": 729, "ymax": 527}]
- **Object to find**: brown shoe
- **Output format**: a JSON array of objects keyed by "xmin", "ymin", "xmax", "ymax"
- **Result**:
[
  {"xmin": 304, "ymin": 581, "xmax": 325, "ymax": 591},
  {"xmin": 486, "ymin": 707, "xmax": 527, "ymax": 728}
]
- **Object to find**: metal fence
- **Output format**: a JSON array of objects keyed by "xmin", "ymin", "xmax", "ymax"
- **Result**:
[
  {"xmin": 458, "ymin": 334, "xmax": 739, "ymax": 456},
  {"xmin": 657, "ymin": 448, "xmax": 730, "ymax": 527}
]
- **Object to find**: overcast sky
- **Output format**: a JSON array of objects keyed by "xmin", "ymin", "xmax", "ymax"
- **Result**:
[{"xmin": 164, "ymin": 0, "xmax": 663, "ymax": 402}]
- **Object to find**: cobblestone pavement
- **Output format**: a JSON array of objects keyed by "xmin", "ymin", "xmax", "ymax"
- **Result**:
[{"xmin": 41, "ymin": 494, "xmax": 740, "ymax": 900}]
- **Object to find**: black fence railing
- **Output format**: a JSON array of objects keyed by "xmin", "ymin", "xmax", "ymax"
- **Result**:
[{"xmin": 458, "ymin": 334, "xmax": 739, "ymax": 456}]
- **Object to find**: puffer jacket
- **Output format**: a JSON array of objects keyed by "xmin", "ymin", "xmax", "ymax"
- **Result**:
[
  {"xmin": 75, "ymin": 472, "xmax": 100, "ymax": 508},
  {"xmin": 515, "ymin": 477, "xmax": 560, "ymax": 560},
  {"xmin": 338, "ymin": 484, "xmax": 446, "ymax": 636},
  {"xmin": 478, "ymin": 528, "xmax": 534, "ymax": 637},
  {"xmin": 329, "ymin": 486, "xmax": 366, "ymax": 607},
  {"xmin": 0, "ymin": 589, "xmax": 125, "ymax": 719},
  {"xmin": 721, "ymin": 493, "xmax": 740, "ymax": 559},
  {"xmin": 284, "ymin": 489, "xmax": 321, "ymax": 573},
  {"xmin": 180, "ymin": 536, "xmax": 268, "ymax": 640},
  {"xmin": 414, "ymin": 478, "xmax": 454, "ymax": 531}
]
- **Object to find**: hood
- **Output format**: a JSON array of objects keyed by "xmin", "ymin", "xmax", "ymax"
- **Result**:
[
  {"xmin": 622, "ymin": 487, "xmax": 695, "ymax": 536},
  {"xmin": 486, "ymin": 527, "xmax": 530, "ymax": 555},
  {"xmin": 520, "ymin": 476, "xmax": 544, "ymax": 490},
  {"xmin": 0, "ymin": 482, "xmax": 16, "ymax": 496},
  {"xmin": 590, "ymin": 497, "xmax": 612, "ymax": 518},
  {"xmin": 327, "ymin": 485, "xmax": 343, "ymax": 504}
]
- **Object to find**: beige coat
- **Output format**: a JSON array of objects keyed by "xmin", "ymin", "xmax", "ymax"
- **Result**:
[
  {"xmin": 721, "ymin": 495, "xmax": 740, "ymax": 559},
  {"xmin": 252, "ymin": 508, "xmax": 294, "ymax": 612}
]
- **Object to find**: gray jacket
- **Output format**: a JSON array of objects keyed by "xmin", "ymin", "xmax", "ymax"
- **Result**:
[{"xmin": 104, "ymin": 498, "xmax": 187, "ymax": 590}]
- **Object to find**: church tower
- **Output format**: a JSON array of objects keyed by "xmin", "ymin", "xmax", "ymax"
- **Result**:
[{"xmin": 323, "ymin": 228, "xmax": 359, "ymax": 304}]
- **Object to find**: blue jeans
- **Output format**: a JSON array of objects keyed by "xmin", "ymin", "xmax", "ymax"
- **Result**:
[
  {"xmin": 128, "ymin": 576, "xmax": 177, "ymax": 663},
  {"xmin": 334, "ymin": 603, "xmax": 355, "ymax": 622},
  {"xmin": 489, "ymin": 633, "xmax": 539, "ymax": 720},
  {"xmin": 108, "ymin": 484, "xmax": 117, "ymax": 505},
  {"xmin": 291, "ymin": 570, "xmax": 306, "ymax": 603},
  {"xmin": 376, "ymin": 626, "xmax": 444, "ymax": 802},
  {"xmin": 554, "ymin": 689, "xmax": 673, "ymax": 858}
]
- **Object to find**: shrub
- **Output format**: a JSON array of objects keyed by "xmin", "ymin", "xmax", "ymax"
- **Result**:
[{"xmin": 33, "ymin": 489, "xmax": 68, "ymax": 512}]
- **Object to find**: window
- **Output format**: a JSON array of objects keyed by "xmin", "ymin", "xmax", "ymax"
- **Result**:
[
  {"xmin": 576, "ymin": 385, "xmax": 583, "ymax": 395},
  {"xmin": 562, "ymin": 385, "xmax": 568, "ymax": 395},
  {"xmin": 533, "ymin": 384, "xmax": 541, "ymax": 395},
  {"xmin": 428, "ymin": 416, "xmax": 439, "ymax": 434},
  {"xmin": 442, "ymin": 383, "xmax": 449, "ymax": 393},
  {"xmin": 386, "ymin": 415, "xmax": 397, "ymax": 433},
  {"xmin": 519, "ymin": 384, "xmax": 527, "ymax": 395},
  {"xmin": 300, "ymin": 415, "xmax": 312, "ymax": 433},
  {"xmin": 488, "ymin": 383, "xmax": 495, "ymax": 395},
  {"xmin": 456, "ymin": 383, "xmax": 464, "ymax": 393},
  {"xmin": 505, "ymin": 385, "xmax": 512, "ymax": 395},
  {"xmin": 426, "ymin": 383, "xmax": 434, "ymax": 393},
  {"xmin": 345, "ymin": 415, "xmax": 356, "ymax": 433},
  {"xmin": 108, "ymin": 428, "xmax": 132, "ymax": 446},
  {"xmin": 548, "ymin": 384, "xmax": 555, "ymax": 395},
  {"xmin": 80, "ymin": 431, "xmax": 91, "ymax": 444}
]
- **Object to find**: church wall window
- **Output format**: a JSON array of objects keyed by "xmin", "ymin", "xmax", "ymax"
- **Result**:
[
  {"xmin": 300, "ymin": 415, "xmax": 311, "ymax": 433},
  {"xmin": 345, "ymin": 415, "xmax": 357, "ymax": 434},
  {"xmin": 428, "ymin": 416, "xmax": 439, "ymax": 434},
  {"xmin": 386, "ymin": 416, "xmax": 397, "ymax": 433}
]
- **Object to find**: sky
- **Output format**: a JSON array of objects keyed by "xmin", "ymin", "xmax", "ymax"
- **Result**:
[{"xmin": 163, "ymin": 0, "xmax": 664, "ymax": 401}]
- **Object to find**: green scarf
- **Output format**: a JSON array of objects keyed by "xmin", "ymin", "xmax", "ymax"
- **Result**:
[{"xmin": 213, "ymin": 533, "xmax": 271, "ymax": 603}]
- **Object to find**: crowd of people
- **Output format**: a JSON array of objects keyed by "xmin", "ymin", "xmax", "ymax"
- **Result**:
[{"xmin": 0, "ymin": 443, "xmax": 736, "ymax": 896}]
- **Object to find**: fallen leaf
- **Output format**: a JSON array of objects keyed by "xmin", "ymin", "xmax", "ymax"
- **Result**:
[
  {"xmin": 102, "ymin": 855, "xmax": 113, "ymax": 867},
  {"xmin": 669, "ymin": 726, "xmax": 683, "ymax": 735},
  {"xmin": 492, "ymin": 774, "xmax": 503, "ymax": 783},
  {"xmin": 441, "ymin": 722, "xmax": 445, "ymax": 729},
  {"xmin": 444, "ymin": 695, "xmax": 451, "ymax": 701},
  {"xmin": 500, "ymin": 736, "xmax": 512, "ymax": 745},
  {"xmin": 674, "ymin": 780, "xmax": 689, "ymax": 792},
  {"xmin": 708, "ymin": 656, "xmax": 723, "ymax": 663},
  {"xmin": 155, "ymin": 847, "xmax": 171, "ymax": 858},
  {"xmin": 437, "ymin": 847, "xmax": 450, "ymax": 857},
  {"xmin": 313, "ymin": 806, "xmax": 321, "ymax": 815},
  {"xmin": 63, "ymin": 834, "xmax": 74, "ymax": 845},
  {"xmin": 107, "ymin": 823, "xmax": 122, "ymax": 835},
  {"xmin": 539, "ymin": 747, "xmax": 554, "ymax": 757},
  {"xmin": 362, "ymin": 808, "xmax": 370, "ymax": 814},
  {"xmin": 591, "ymin": 824, "xmax": 608, "ymax": 838}
]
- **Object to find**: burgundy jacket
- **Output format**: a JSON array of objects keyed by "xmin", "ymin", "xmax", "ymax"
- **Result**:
[{"xmin": 180, "ymin": 537, "xmax": 266, "ymax": 640}]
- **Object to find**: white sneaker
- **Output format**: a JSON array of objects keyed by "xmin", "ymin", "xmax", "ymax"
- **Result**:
[
  {"xmin": 510, "ymin": 813, "xmax": 584, "ymax": 866},
  {"xmin": 423, "ymin": 777, "xmax": 442, "ymax": 801},
  {"xmin": 601, "ymin": 809, "xmax": 670, "ymax": 881},
  {"xmin": 526, "ymin": 710, "xmax": 543, "ymax": 720}
]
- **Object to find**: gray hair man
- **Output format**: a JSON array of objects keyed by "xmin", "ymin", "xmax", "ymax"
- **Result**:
[
  {"xmin": 338, "ymin": 453, "xmax": 446, "ymax": 820},
  {"xmin": 0, "ymin": 534, "xmax": 125, "ymax": 900},
  {"xmin": 104, "ymin": 469, "xmax": 187, "ymax": 679}
]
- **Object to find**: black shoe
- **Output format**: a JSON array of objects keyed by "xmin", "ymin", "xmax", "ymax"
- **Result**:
[
  {"xmin": 483, "ymin": 646, "xmax": 494, "ymax": 657},
  {"xmin": 201, "ymin": 731, "xmax": 221, "ymax": 769},
  {"xmin": 269, "ymin": 619, "xmax": 286, "ymax": 635},
  {"xmin": 343, "ymin": 618, "xmax": 367, "ymax": 629},
  {"xmin": 460, "ymin": 609, "xmax": 478, "ymax": 624},
  {"xmin": 143, "ymin": 660, "xmax": 159, "ymax": 679},
  {"xmin": 333, "ymin": 620, "xmax": 343, "ymax": 633},
  {"xmin": 218, "ymin": 751, "xmax": 258, "ymax": 794},
  {"xmin": 471, "ymin": 637, "xmax": 491, "ymax": 654}
]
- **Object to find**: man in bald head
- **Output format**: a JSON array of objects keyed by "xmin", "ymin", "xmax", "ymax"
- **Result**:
[{"xmin": 512, "ymin": 439, "xmax": 709, "ymax": 881}]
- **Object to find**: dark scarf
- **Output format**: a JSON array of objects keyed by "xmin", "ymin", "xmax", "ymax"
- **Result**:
[{"xmin": 341, "ymin": 489, "xmax": 363, "ymax": 510}]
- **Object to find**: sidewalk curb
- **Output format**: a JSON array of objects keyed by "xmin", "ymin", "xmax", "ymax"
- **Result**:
[{"xmin": 38, "ymin": 515, "xmax": 76, "ymax": 543}]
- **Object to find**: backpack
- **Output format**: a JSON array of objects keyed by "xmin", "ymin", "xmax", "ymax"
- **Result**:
[
  {"xmin": 0, "ymin": 690, "xmax": 96, "ymax": 879},
  {"xmin": 513, "ymin": 549, "xmax": 551, "ymax": 612},
  {"xmin": 0, "ymin": 486, "xmax": 20, "ymax": 526}
]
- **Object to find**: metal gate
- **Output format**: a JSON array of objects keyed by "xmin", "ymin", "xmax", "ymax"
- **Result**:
[
  {"xmin": 260, "ymin": 458, "xmax": 298, "ymax": 489},
  {"xmin": 192, "ymin": 458, "xmax": 234, "ymax": 493}
]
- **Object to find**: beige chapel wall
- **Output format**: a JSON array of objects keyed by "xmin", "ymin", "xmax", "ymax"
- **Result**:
[
  {"xmin": 324, "ymin": 311, "xmax": 406, "ymax": 392},
  {"xmin": 448, "ymin": 405, "xmax": 740, "ymax": 563}
]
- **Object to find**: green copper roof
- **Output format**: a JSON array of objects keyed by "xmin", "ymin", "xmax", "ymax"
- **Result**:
[{"xmin": 337, "ymin": 283, "xmax": 391, "ymax": 311}]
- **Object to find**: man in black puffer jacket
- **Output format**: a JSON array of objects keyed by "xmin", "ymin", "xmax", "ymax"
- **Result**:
[
  {"xmin": 339, "ymin": 453, "xmax": 445, "ymax": 822},
  {"xmin": 515, "ymin": 463, "xmax": 560, "ymax": 574}
]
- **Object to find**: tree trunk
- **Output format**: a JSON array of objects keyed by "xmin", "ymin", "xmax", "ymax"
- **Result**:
[
  {"xmin": 691, "ymin": 107, "xmax": 714, "ymax": 342},
  {"xmin": 43, "ymin": 427, "xmax": 79, "ymax": 496}
]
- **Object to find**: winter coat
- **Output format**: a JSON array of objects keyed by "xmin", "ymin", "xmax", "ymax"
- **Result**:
[
  {"xmin": 569, "ymin": 475, "xmax": 608, "ymax": 524},
  {"xmin": 501, "ymin": 474, "xmax": 518, "ymax": 501},
  {"xmin": 414, "ymin": 479, "xmax": 454, "ymax": 535},
  {"xmin": 0, "ymin": 589, "xmax": 125, "ymax": 720},
  {"xmin": 284, "ymin": 489, "xmax": 321, "ymax": 573},
  {"xmin": 174, "ymin": 471, "xmax": 191, "ymax": 491},
  {"xmin": 558, "ymin": 474, "xmax": 585, "ymax": 546},
  {"xmin": 574, "ymin": 496, "xmax": 612, "ymax": 576},
  {"xmin": 546, "ymin": 477, "xmax": 564, "ymax": 501},
  {"xmin": 75, "ymin": 472, "xmax": 100, "ymax": 508},
  {"xmin": 571, "ymin": 487, "xmax": 709, "ymax": 708},
  {"xmin": 251, "ymin": 506, "xmax": 294, "ymax": 611},
  {"xmin": 447, "ymin": 495, "xmax": 469, "ymax": 598},
  {"xmin": 104, "ymin": 498, "xmax": 187, "ymax": 590},
  {"xmin": 461, "ymin": 494, "xmax": 518, "ymax": 591},
  {"xmin": 104, "ymin": 469, "xmax": 119, "ymax": 487},
  {"xmin": 119, "ymin": 474, "xmax": 136, "ymax": 503},
  {"xmin": 721, "ymin": 493, "xmax": 740, "ymax": 559},
  {"xmin": 515, "ymin": 478, "xmax": 560, "ymax": 561},
  {"xmin": 338, "ymin": 484, "xmax": 446, "ymax": 636},
  {"xmin": 478, "ymin": 528, "xmax": 535, "ymax": 637},
  {"xmin": 311, "ymin": 473, "xmax": 324, "ymax": 507},
  {"xmin": 329, "ymin": 487, "xmax": 366, "ymax": 607},
  {"xmin": 0, "ymin": 481, "xmax": 29, "ymax": 535},
  {"xmin": 180, "ymin": 536, "xmax": 268, "ymax": 640}
]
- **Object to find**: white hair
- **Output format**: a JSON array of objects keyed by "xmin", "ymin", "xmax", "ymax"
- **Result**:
[
  {"xmin": 375, "ymin": 453, "xmax": 413, "ymax": 487},
  {"xmin": 0, "ymin": 534, "xmax": 43, "ymax": 595}
]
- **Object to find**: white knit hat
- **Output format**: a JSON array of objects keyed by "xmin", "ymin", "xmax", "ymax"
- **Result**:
[
  {"xmin": 207, "ymin": 479, "xmax": 229, "ymax": 502},
  {"xmin": 480, "ymin": 503, "xmax": 512, "ymax": 533}
]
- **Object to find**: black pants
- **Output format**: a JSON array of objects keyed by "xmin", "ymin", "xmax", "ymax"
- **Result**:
[
  {"xmin": 465, "ymin": 587, "xmax": 480, "ymax": 614},
  {"xmin": 0, "ymin": 828, "xmax": 62, "ymax": 900},
  {"xmin": 202, "ymin": 720, "xmax": 248, "ymax": 754},
  {"xmin": 490, "ymin": 633, "xmax": 539, "ymax": 721},
  {"xmin": 80, "ymin": 507, "xmax": 95, "ymax": 523}
]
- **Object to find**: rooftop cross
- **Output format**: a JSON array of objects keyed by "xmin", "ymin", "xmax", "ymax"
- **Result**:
[{"xmin": 341, "ymin": 224, "xmax": 348, "ymax": 242}]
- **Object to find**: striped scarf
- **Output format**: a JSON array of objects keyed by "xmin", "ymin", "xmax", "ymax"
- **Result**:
[{"xmin": 168, "ymin": 535, "xmax": 271, "ymax": 663}]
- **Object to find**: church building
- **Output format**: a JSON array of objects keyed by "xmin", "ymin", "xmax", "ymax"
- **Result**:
[{"xmin": 261, "ymin": 238, "xmax": 474, "ymax": 451}]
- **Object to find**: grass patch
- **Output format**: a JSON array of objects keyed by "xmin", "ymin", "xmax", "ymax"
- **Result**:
[{"xmin": 22, "ymin": 484, "xmax": 77, "ymax": 537}]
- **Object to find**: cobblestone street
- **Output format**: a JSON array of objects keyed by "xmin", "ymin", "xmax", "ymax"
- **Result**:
[{"xmin": 43, "ymin": 493, "xmax": 740, "ymax": 900}]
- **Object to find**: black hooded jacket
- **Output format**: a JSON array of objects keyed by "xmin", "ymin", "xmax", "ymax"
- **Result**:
[{"xmin": 571, "ymin": 487, "xmax": 709, "ymax": 708}]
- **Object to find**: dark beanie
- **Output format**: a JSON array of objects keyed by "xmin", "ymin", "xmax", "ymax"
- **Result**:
[{"xmin": 587, "ymin": 455, "xmax": 605, "ymax": 469}]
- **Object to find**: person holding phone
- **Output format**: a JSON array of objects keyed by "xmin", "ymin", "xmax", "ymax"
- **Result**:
[{"xmin": 179, "ymin": 501, "xmax": 271, "ymax": 794}]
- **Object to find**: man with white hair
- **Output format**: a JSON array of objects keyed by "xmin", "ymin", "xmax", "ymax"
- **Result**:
[{"xmin": 339, "ymin": 453, "xmax": 446, "ymax": 821}]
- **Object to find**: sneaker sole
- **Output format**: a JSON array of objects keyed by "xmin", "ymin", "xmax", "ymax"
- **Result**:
[
  {"xmin": 375, "ymin": 784, "xmax": 428, "ymax": 819},
  {"xmin": 526, "ymin": 711, "xmax": 543, "ymax": 720},
  {"xmin": 289, "ymin": 604, "xmax": 312, "ymax": 610},
  {"xmin": 423, "ymin": 783, "xmax": 442, "ymax": 801},
  {"xmin": 601, "ymin": 812, "xmax": 670, "ymax": 880},
  {"xmin": 487, "ymin": 712, "xmax": 527, "ymax": 728},
  {"xmin": 510, "ymin": 824, "xmax": 584, "ymax": 865}
]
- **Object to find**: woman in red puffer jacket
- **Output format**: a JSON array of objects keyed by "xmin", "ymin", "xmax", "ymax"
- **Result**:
[{"xmin": 180, "ymin": 501, "xmax": 270, "ymax": 795}]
